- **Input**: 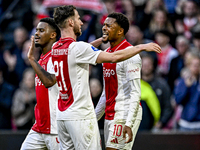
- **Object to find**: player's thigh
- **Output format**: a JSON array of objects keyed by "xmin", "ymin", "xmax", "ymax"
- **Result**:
[
  {"xmin": 20, "ymin": 129, "xmax": 47, "ymax": 150},
  {"xmin": 123, "ymin": 119, "xmax": 141, "ymax": 150},
  {"xmin": 43, "ymin": 134, "xmax": 60, "ymax": 150},
  {"xmin": 57, "ymin": 120, "xmax": 75, "ymax": 150},
  {"xmin": 66, "ymin": 118, "xmax": 102, "ymax": 150},
  {"xmin": 104, "ymin": 119, "xmax": 113, "ymax": 146}
]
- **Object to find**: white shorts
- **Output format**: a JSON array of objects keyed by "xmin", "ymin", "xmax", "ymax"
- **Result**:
[
  {"xmin": 57, "ymin": 118, "xmax": 102, "ymax": 150},
  {"xmin": 104, "ymin": 119, "xmax": 141, "ymax": 150},
  {"xmin": 20, "ymin": 129, "xmax": 59, "ymax": 150}
]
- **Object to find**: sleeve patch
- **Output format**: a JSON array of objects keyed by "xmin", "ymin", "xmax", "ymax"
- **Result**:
[{"xmin": 91, "ymin": 46, "xmax": 99, "ymax": 51}]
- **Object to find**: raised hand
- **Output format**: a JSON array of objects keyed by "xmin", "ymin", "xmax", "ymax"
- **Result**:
[
  {"xmin": 27, "ymin": 36, "xmax": 35, "ymax": 61},
  {"xmin": 142, "ymin": 42, "xmax": 162, "ymax": 53},
  {"xmin": 3, "ymin": 50, "xmax": 17, "ymax": 71}
]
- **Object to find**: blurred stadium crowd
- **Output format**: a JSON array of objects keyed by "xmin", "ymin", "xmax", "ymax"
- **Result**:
[{"xmin": 0, "ymin": 0, "xmax": 200, "ymax": 132}]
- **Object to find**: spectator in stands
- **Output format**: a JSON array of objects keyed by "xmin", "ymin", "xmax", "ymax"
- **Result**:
[
  {"xmin": 155, "ymin": 29, "xmax": 178, "ymax": 80},
  {"xmin": 89, "ymin": 78, "xmax": 104, "ymax": 129},
  {"xmin": 141, "ymin": 0, "xmax": 167, "ymax": 31},
  {"xmin": 90, "ymin": 78, "xmax": 103, "ymax": 107},
  {"xmin": 0, "ymin": 68, "xmax": 15, "ymax": 129},
  {"xmin": 11, "ymin": 68, "xmax": 36, "ymax": 130},
  {"xmin": 144, "ymin": 8, "xmax": 175, "ymax": 40},
  {"xmin": 144, "ymin": 0, "xmax": 167, "ymax": 16},
  {"xmin": 191, "ymin": 31, "xmax": 200, "ymax": 53},
  {"xmin": 141, "ymin": 54, "xmax": 174, "ymax": 130},
  {"xmin": 3, "ymin": 26, "xmax": 29, "ymax": 88},
  {"xmin": 0, "ymin": 34, "xmax": 7, "ymax": 77},
  {"xmin": 168, "ymin": 35, "xmax": 190, "ymax": 92},
  {"xmin": 174, "ymin": 52, "xmax": 200, "ymax": 131},
  {"xmin": 125, "ymin": 25, "xmax": 158, "ymax": 67},
  {"xmin": 163, "ymin": 0, "xmax": 178, "ymax": 15},
  {"xmin": 182, "ymin": 0, "xmax": 199, "ymax": 39},
  {"xmin": 89, "ymin": 63, "xmax": 103, "ymax": 85},
  {"xmin": 175, "ymin": 0, "xmax": 199, "ymax": 40},
  {"xmin": 139, "ymin": 80, "xmax": 161, "ymax": 131},
  {"xmin": 121, "ymin": 0, "xmax": 145, "ymax": 27},
  {"xmin": 126, "ymin": 25, "xmax": 153, "ymax": 46},
  {"xmin": 78, "ymin": 13, "xmax": 98, "ymax": 43},
  {"xmin": 21, "ymin": 39, "xmax": 40, "ymax": 67}
]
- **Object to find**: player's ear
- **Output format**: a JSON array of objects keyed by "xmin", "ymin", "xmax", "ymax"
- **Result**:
[
  {"xmin": 118, "ymin": 28, "xmax": 124, "ymax": 35},
  {"xmin": 50, "ymin": 32, "xmax": 57, "ymax": 39},
  {"xmin": 68, "ymin": 18, "xmax": 74, "ymax": 27}
]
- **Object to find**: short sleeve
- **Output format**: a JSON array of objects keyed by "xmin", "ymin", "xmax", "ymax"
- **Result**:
[
  {"xmin": 73, "ymin": 42, "xmax": 101, "ymax": 65},
  {"xmin": 47, "ymin": 57, "xmax": 55, "ymax": 75}
]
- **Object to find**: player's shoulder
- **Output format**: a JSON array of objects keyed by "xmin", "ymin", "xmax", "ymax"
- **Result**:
[
  {"xmin": 71, "ymin": 41, "xmax": 101, "ymax": 52},
  {"xmin": 71, "ymin": 41, "xmax": 90, "ymax": 47},
  {"xmin": 125, "ymin": 46, "xmax": 141, "ymax": 63},
  {"xmin": 52, "ymin": 41, "xmax": 57, "ymax": 48}
]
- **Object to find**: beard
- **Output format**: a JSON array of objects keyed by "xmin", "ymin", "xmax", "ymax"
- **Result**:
[
  {"xmin": 102, "ymin": 39, "xmax": 109, "ymax": 44},
  {"xmin": 73, "ymin": 24, "xmax": 82, "ymax": 37},
  {"xmin": 35, "ymin": 43, "xmax": 42, "ymax": 48}
]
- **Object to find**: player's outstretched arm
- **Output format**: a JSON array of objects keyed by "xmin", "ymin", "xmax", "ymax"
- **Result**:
[
  {"xmin": 28, "ymin": 36, "xmax": 56, "ymax": 88},
  {"xmin": 96, "ymin": 43, "xmax": 161, "ymax": 63},
  {"xmin": 90, "ymin": 37, "xmax": 103, "ymax": 48}
]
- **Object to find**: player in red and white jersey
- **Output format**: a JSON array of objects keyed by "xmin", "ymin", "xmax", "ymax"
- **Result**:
[
  {"xmin": 95, "ymin": 13, "xmax": 143, "ymax": 150},
  {"xmin": 21, "ymin": 18, "xmax": 60, "ymax": 150},
  {"xmin": 52, "ymin": 5, "xmax": 161, "ymax": 150}
]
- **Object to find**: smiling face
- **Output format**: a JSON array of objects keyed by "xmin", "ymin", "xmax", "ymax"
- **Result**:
[
  {"xmin": 102, "ymin": 17, "xmax": 121, "ymax": 44},
  {"xmin": 34, "ymin": 22, "xmax": 54, "ymax": 48}
]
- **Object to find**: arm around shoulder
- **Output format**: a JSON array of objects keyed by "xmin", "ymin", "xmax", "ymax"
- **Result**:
[{"xmin": 96, "ymin": 43, "xmax": 161, "ymax": 63}]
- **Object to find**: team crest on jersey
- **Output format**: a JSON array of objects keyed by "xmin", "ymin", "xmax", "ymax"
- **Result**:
[{"xmin": 91, "ymin": 46, "xmax": 99, "ymax": 51}]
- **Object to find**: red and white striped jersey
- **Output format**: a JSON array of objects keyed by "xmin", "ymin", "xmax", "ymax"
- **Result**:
[
  {"xmin": 96, "ymin": 39, "xmax": 142, "ymax": 128},
  {"xmin": 32, "ymin": 51, "xmax": 59, "ymax": 134},
  {"xmin": 51, "ymin": 38, "xmax": 101, "ymax": 120}
]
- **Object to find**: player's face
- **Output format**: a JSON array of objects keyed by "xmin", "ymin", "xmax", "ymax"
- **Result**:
[
  {"xmin": 34, "ymin": 22, "xmax": 53, "ymax": 48},
  {"xmin": 73, "ymin": 10, "xmax": 83, "ymax": 37},
  {"xmin": 102, "ymin": 17, "xmax": 121, "ymax": 43}
]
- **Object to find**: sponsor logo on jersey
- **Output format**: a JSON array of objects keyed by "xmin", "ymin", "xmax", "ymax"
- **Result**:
[
  {"xmin": 35, "ymin": 76, "xmax": 43, "ymax": 86},
  {"xmin": 91, "ymin": 46, "xmax": 99, "ymax": 51},
  {"xmin": 59, "ymin": 92, "xmax": 69, "ymax": 100},
  {"xmin": 103, "ymin": 68, "xmax": 116, "ymax": 77},
  {"xmin": 128, "ymin": 67, "xmax": 139, "ymax": 73}
]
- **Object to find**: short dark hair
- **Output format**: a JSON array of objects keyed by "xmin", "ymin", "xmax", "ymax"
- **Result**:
[
  {"xmin": 107, "ymin": 12, "xmax": 129, "ymax": 35},
  {"xmin": 40, "ymin": 17, "xmax": 60, "ymax": 39},
  {"xmin": 53, "ymin": 5, "xmax": 76, "ymax": 28}
]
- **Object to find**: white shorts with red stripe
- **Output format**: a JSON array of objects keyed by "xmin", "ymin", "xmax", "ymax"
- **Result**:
[
  {"xmin": 20, "ymin": 129, "xmax": 59, "ymax": 150},
  {"xmin": 57, "ymin": 118, "xmax": 102, "ymax": 150},
  {"xmin": 104, "ymin": 118, "xmax": 141, "ymax": 150}
]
